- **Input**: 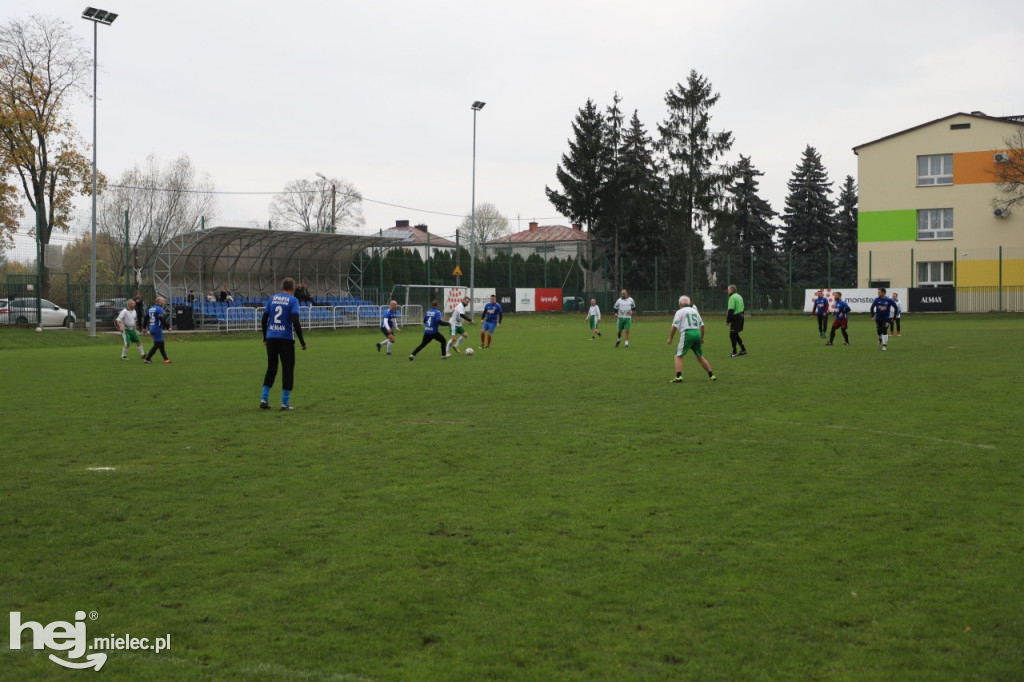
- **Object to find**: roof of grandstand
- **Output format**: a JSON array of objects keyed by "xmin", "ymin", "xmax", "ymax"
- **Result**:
[{"xmin": 153, "ymin": 226, "xmax": 399, "ymax": 300}]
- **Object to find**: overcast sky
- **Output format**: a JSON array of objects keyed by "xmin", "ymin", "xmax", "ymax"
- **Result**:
[{"xmin": 5, "ymin": 0, "xmax": 1023, "ymax": 244}]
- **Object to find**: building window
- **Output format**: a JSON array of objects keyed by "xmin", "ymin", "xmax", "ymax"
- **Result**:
[
  {"xmin": 917, "ymin": 261, "xmax": 953, "ymax": 287},
  {"xmin": 917, "ymin": 154, "xmax": 953, "ymax": 185},
  {"xmin": 917, "ymin": 208, "xmax": 953, "ymax": 240}
]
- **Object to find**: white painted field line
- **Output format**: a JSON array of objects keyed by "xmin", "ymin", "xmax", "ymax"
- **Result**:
[{"xmin": 753, "ymin": 417, "xmax": 997, "ymax": 450}]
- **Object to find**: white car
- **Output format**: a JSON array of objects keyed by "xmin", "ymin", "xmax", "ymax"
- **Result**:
[{"xmin": 0, "ymin": 297, "xmax": 77, "ymax": 327}]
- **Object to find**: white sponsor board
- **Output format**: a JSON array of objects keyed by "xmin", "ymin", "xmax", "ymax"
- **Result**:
[
  {"xmin": 442, "ymin": 287, "xmax": 495, "ymax": 313},
  {"xmin": 515, "ymin": 288, "xmax": 536, "ymax": 312},
  {"xmin": 802, "ymin": 288, "xmax": 909, "ymax": 314}
]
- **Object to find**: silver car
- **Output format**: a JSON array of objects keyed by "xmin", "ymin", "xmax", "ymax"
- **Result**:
[{"xmin": 1, "ymin": 298, "xmax": 77, "ymax": 327}]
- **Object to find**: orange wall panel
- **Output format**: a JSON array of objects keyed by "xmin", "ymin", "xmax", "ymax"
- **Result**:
[{"xmin": 953, "ymin": 150, "xmax": 1008, "ymax": 185}]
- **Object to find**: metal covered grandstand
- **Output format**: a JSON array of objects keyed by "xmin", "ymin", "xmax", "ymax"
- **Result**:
[{"xmin": 153, "ymin": 226, "xmax": 396, "ymax": 302}]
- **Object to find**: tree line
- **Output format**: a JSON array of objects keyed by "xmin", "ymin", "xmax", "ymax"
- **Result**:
[{"xmin": 545, "ymin": 70, "xmax": 859, "ymax": 290}]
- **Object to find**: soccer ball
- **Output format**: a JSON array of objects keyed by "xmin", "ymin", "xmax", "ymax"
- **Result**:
[
  {"xmin": 34, "ymin": 327, "xmax": 42, "ymax": 333},
  {"xmin": 465, "ymin": 347, "xmax": 474, "ymax": 356}
]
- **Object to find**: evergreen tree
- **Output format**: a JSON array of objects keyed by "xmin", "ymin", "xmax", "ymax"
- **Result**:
[
  {"xmin": 780, "ymin": 145, "xmax": 837, "ymax": 286},
  {"xmin": 656, "ymin": 70, "xmax": 734, "ymax": 292},
  {"xmin": 616, "ymin": 111, "xmax": 665, "ymax": 291},
  {"xmin": 711, "ymin": 155, "xmax": 781, "ymax": 290},
  {"xmin": 545, "ymin": 99, "xmax": 608, "ymax": 238},
  {"xmin": 833, "ymin": 175, "xmax": 858, "ymax": 287}
]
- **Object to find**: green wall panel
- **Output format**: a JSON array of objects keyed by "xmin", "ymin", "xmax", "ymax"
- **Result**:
[{"xmin": 858, "ymin": 210, "xmax": 917, "ymax": 242}]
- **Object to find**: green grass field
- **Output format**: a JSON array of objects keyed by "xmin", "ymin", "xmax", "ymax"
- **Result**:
[{"xmin": 2, "ymin": 313, "xmax": 1022, "ymax": 681}]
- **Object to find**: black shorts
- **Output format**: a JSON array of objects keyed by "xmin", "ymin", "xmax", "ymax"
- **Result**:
[{"xmin": 730, "ymin": 313, "xmax": 744, "ymax": 333}]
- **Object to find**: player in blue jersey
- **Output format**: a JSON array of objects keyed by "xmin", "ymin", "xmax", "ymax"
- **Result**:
[
  {"xmin": 869, "ymin": 287, "xmax": 897, "ymax": 351},
  {"xmin": 260, "ymin": 277, "xmax": 307, "ymax": 410},
  {"xmin": 375, "ymin": 300, "xmax": 401, "ymax": 355},
  {"xmin": 479, "ymin": 294, "xmax": 503, "ymax": 349},
  {"xmin": 143, "ymin": 297, "xmax": 172, "ymax": 364},
  {"xmin": 825, "ymin": 291, "xmax": 851, "ymax": 346},
  {"xmin": 811, "ymin": 290, "xmax": 830, "ymax": 338},
  {"xmin": 409, "ymin": 300, "xmax": 451, "ymax": 361}
]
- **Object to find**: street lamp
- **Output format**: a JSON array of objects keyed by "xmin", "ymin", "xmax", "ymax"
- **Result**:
[
  {"xmin": 316, "ymin": 172, "xmax": 336, "ymax": 233},
  {"xmin": 470, "ymin": 100, "xmax": 485, "ymax": 314},
  {"xmin": 82, "ymin": 6, "xmax": 118, "ymax": 338}
]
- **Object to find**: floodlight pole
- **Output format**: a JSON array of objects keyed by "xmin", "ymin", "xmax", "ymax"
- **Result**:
[
  {"xmin": 316, "ymin": 172, "xmax": 336, "ymax": 233},
  {"xmin": 470, "ymin": 101, "xmax": 485, "ymax": 313},
  {"xmin": 83, "ymin": 7, "xmax": 118, "ymax": 337}
]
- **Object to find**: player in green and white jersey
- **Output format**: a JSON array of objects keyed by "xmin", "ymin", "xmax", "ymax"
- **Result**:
[
  {"xmin": 587, "ymin": 299, "xmax": 602, "ymax": 340},
  {"xmin": 446, "ymin": 296, "xmax": 473, "ymax": 354},
  {"xmin": 116, "ymin": 299, "xmax": 146, "ymax": 360},
  {"xmin": 666, "ymin": 295, "xmax": 716, "ymax": 383},
  {"xmin": 612, "ymin": 289, "xmax": 635, "ymax": 348}
]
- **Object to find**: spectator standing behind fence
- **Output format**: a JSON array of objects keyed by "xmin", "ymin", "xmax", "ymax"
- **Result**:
[
  {"xmin": 612, "ymin": 289, "xmax": 636, "ymax": 348},
  {"xmin": 825, "ymin": 292, "xmax": 851, "ymax": 346},
  {"xmin": 132, "ymin": 290, "xmax": 145, "ymax": 331},
  {"xmin": 409, "ymin": 300, "xmax": 451, "ymax": 361},
  {"xmin": 143, "ymin": 297, "xmax": 172, "ymax": 364},
  {"xmin": 812, "ymin": 290, "xmax": 830, "ymax": 338},
  {"xmin": 295, "ymin": 284, "xmax": 313, "ymax": 305},
  {"xmin": 218, "ymin": 286, "xmax": 230, "ymax": 303},
  {"xmin": 888, "ymin": 293, "xmax": 902, "ymax": 337},
  {"xmin": 726, "ymin": 284, "xmax": 747, "ymax": 357},
  {"xmin": 376, "ymin": 300, "xmax": 401, "ymax": 355},
  {"xmin": 260, "ymin": 277, "xmax": 307, "ymax": 411}
]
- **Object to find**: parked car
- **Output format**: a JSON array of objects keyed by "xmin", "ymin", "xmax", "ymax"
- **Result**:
[
  {"xmin": 91, "ymin": 298, "xmax": 128, "ymax": 322},
  {"xmin": 0, "ymin": 298, "xmax": 77, "ymax": 327}
]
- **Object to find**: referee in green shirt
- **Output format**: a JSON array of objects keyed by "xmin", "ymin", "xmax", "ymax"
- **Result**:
[{"xmin": 726, "ymin": 284, "xmax": 747, "ymax": 357}]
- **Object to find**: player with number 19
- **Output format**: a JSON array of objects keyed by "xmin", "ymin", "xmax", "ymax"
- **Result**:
[
  {"xmin": 260, "ymin": 277, "xmax": 307, "ymax": 410},
  {"xmin": 666, "ymin": 295, "xmax": 716, "ymax": 383}
]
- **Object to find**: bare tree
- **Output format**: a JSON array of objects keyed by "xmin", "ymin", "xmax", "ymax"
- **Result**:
[
  {"xmin": 269, "ymin": 176, "xmax": 364, "ymax": 232},
  {"xmin": 0, "ymin": 14, "xmax": 94, "ymax": 290},
  {"xmin": 97, "ymin": 154, "xmax": 216, "ymax": 284},
  {"xmin": 994, "ymin": 127, "xmax": 1024, "ymax": 215},
  {"xmin": 458, "ymin": 202, "xmax": 510, "ymax": 246}
]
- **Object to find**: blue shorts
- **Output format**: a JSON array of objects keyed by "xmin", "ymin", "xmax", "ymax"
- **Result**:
[{"xmin": 482, "ymin": 321, "xmax": 497, "ymax": 334}]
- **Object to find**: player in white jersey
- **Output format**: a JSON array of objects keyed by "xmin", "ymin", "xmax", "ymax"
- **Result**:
[
  {"xmin": 666, "ymin": 295, "xmax": 716, "ymax": 383},
  {"xmin": 446, "ymin": 296, "xmax": 473, "ymax": 354},
  {"xmin": 612, "ymin": 289, "xmax": 636, "ymax": 348},
  {"xmin": 587, "ymin": 299, "xmax": 602, "ymax": 340},
  {"xmin": 116, "ymin": 299, "xmax": 146, "ymax": 360}
]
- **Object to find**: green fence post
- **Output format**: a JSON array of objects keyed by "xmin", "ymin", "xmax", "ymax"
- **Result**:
[
  {"xmin": 953, "ymin": 247, "xmax": 958, "ymax": 312},
  {"xmin": 426, "ymin": 230, "xmax": 431, "ymax": 286},
  {"xmin": 787, "ymin": 252, "xmax": 792, "ymax": 311},
  {"xmin": 826, "ymin": 250, "xmax": 831, "ymax": 289},
  {"xmin": 124, "ymin": 209, "xmax": 130, "ymax": 296},
  {"xmin": 999, "ymin": 245, "xmax": 1003, "ymax": 312},
  {"xmin": 749, "ymin": 250, "xmax": 754, "ymax": 311},
  {"xmin": 910, "ymin": 248, "xmax": 915, "ymax": 287},
  {"xmin": 654, "ymin": 256, "xmax": 659, "ymax": 311}
]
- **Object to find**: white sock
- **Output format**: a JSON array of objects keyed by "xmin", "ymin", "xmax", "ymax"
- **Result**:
[
  {"xmin": 882, "ymin": 334, "xmax": 888, "ymax": 345},
  {"xmin": 386, "ymin": 340, "xmax": 392, "ymax": 352},
  {"xmin": 454, "ymin": 337, "xmax": 463, "ymax": 348}
]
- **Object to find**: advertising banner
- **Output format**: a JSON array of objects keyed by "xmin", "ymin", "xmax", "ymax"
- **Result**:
[
  {"xmin": 802, "ymin": 287, "xmax": 908, "ymax": 314},
  {"xmin": 515, "ymin": 288, "xmax": 536, "ymax": 312},
  {"xmin": 535, "ymin": 288, "xmax": 562, "ymax": 312},
  {"xmin": 909, "ymin": 287, "xmax": 955, "ymax": 312},
  {"xmin": 443, "ymin": 287, "xmax": 494, "ymax": 313},
  {"xmin": 495, "ymin": 288, "xmax": 516, "ymax": 313}
]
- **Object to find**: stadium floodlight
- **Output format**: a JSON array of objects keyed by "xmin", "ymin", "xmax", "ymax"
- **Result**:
[
  {"xmin": 470, "ymin": 101, "xmax": 485, "ymax": 313},
  {"xmin": 316, "ymin": 172, "xmax": 336, "ymax": 233},
  {"xmin": 82, "ymin": 6, "xmax": 118, "ymax": 338}
]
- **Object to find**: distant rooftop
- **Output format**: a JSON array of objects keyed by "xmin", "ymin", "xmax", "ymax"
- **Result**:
[
  {"xmin": 485, "ymin": 222, "xmax": 590, "ymax": 245},
  {"xmin": 380, "ymin": 220, "xmax": 457, "ymax": 249}
]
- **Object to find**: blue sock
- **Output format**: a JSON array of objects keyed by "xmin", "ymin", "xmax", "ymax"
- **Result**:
[
  {"xmin": 261, "ymin": 386, "xmax": 270, "ymax": 402},
  {"xmin": 282, "ymin": 389, "xmax": 291, "ymax": 406}
]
